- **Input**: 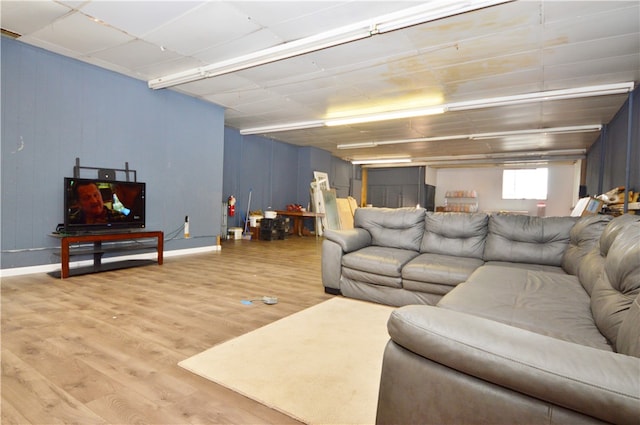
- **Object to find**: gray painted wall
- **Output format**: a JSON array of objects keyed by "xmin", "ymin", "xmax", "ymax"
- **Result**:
[
  {"xmin": 1, "ymin": 38, "xmax": 225, "ymax": 269},
  {"xmin": 222, "ymin": 130, "xmax": 355, "ymax": 229},
  {"xmin": 586, "ymin": 86, "xmax": 640, "ymax": 197}
]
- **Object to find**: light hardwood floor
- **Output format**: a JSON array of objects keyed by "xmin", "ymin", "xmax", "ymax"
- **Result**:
[{"xmin": 2, "ymin": 237, "xmax": 332, "ymax": 424}]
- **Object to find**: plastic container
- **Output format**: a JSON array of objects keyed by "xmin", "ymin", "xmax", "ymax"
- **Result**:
[{"xmin": 229, "ymin": 227, "xmax": 243, "ymax": 240}]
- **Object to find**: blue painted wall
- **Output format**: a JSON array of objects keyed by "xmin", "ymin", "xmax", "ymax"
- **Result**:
[
  {"xmin": 1, "ymin": 38, "xmax": 225, "ymax": 269},
  {"xmin": 222, "ymin": 130, "xmax": 354, "ymax": 228},
  {"xmin": 586, "ymin": 86, "xmax": 640, "ymax": 196}
]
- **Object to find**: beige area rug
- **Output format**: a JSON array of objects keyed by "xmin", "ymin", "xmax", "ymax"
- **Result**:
[{"xmin": 178, "ymin": 297, "xmax": 395, "ymax": 425}]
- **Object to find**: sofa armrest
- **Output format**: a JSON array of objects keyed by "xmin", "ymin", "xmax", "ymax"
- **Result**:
[
  {"xmin": 387, "ymin": 306, "xmax": 640, "ymax": 425},
  {"xmin": 323, "ymin": 228, "xmax": 371, "ymax": 252}
]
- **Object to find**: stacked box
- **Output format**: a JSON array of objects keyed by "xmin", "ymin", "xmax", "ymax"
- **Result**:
[{"xmin": 260, "ymin": 217, "xmax": 286, "ymax": 241}]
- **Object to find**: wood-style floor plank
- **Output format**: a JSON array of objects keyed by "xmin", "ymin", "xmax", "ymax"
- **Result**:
[{"xmin": 2, "ymin": 237, "xmax": 332, "ymax": 424}]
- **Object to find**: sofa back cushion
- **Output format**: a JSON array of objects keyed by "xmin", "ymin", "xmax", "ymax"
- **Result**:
[
  {"xmin": 599, "ymin": 213, "xmax": 639, "ymax": 256},
  {"xmin": 578, "ymin": 214, "xmax": 639, "ymax": 295},
  {"xmin": 421, "ymin": 212, "xmax": 489, "ymax": 259},
  {"xmin": 562, "ymin": 215, "xmax": 612, "ymax": 276},
  {"xmin": 484, "ymin": 214, "xmax": 577, "ymax": 266},
  {"xmin": 591, "ymin": 220, "xmax": 640, "ymax": 354},
  {"xmin": 616, "ymin": 294, "xmax": 640, "ymax": 357},
  {"xmin": 354, "ymin": 207, "xmax": 425, "ymax": 251}
]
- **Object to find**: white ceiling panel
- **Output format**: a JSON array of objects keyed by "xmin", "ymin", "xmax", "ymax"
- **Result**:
[
  {"xmin": 27, "ymin": 11, "xmax": 134, "ymax": 54},
  {"xmin": 134, "ymin": 55, "xmax": 205, "ymax": 80},
  {"xmin": 80, "ymin": 1, "xmax": 206, "ymax": 37},
  {"xmin": 91, "ymin": 39, "xmax": 182, "ymax": 73},
  {"xmin": 1, "ymin": 1, "xmax": 71, "ymax": 34},
  {"xmin": 143, "ymin": 2, "xmax": 261, "ymax": 55},
  {"xmin": 543, "ymin": 1, "xmax": 638, "ymax": 23},
  {"xmin": 263, "ymin": 1, "xmax": 420, "ymax": 40},
  {"xmin": 544, "ymin": 34, "xmax": 640, "ymax": 66},
  {"xmin": 193, "ymin": 28, "xmax": 283, "ymax": 64},
  {"xmin": 3, "ymin": 0, "xmax": 638, "ymax": 165}
]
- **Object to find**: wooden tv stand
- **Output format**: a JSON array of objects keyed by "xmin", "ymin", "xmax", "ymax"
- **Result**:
[{"xmin": 51, "ymin": 230, "xmax": 163, "ymax": 278}]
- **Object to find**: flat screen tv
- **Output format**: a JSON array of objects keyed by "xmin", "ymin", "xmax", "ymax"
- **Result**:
[{"xmin": 63, "ymin": 177, "xmax": 146, "ymax": 233}]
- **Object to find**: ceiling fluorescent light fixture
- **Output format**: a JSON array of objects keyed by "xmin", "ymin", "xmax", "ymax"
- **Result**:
[
  {"xmin": 240, "ymin": 120, "xmax": 324, "ymax": 135},
  {"xmin": 374, "ymin": 0, "xmax": 513, "ymax": 33},
  {"xmin": 447, "ymin": 83, "xmax": 634, "ymax": 111},
  {"xmin": 149, "ymin": 0, "xmax": 512, "ymax": 90},
  {"xmin": 326, "ymin": 106, "xmax": 445, "ymax": 127},
  {"xmin": 469, "ymin": 125, "xmax": 602, "ymax": 140},
  {"xmin": 411, "ymin": 149, "xmax": 586, "ymax": 165},
  {"xmin": 243, "ymin": 81, "xmax": 628, "ymax": 136},
  {"xmin": 351, "ymin": 158, "xmax": 412, "ymax": 165},
  {"xmin": 336, "ymin": 142, "xmax": 379, "ymax": 149},
  {"xmin": 149, "ymin": 24, "xmax": 371, "ymax": 89},
  {"xmin": 337, "ymin": 134, "xmax": 465, "ymax": 149},
  {"xmin": 337, "ymin": 125, "xmax": 601, "ymax": 149}
]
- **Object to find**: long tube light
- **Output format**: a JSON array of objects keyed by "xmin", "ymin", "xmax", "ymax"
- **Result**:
[
  {"xmin": 351, "ymin": 158, "xmax": 412, "ymax": 165},
  {"xmin": 325, "ymin": 106, "xmax": 446, "ymax": 127},
  {"xmin": 447, "ymin": 83, "xmax": 634, "ymax": 111},
  {"xmin": 374, "ymin": 0, "xmax": 513, "ymax": 33},
  {"xmin": 148, "ymin": 0, "xmax": 512, "ymax": 90},
  {"xmin": 149, "ymin": 25, "xmax": 371, "ymax": 89},
  {"xmin": 243, "ymin": 82, "xmax": 631, "ymax": 136},
  {"xmin": 469, "ymin": 125, "xmax": 602, "ymax": 140},
  {"xmin": 239, "ymin": 120, "xmax": 324, "ymax": 135},
  {"xmin": 337, "ymin": 125, "xmax": 603, "ymax": 149}
]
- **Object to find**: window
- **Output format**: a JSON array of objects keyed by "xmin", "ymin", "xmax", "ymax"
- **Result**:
[{"xmin": 502, "ymin": 168, "xmax": 548, "ymax": 200}]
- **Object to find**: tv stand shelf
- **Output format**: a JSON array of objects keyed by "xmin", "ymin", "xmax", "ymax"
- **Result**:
[{"xmin": 50, "ymin": 231, "xmax": 163, "ymax": 278}]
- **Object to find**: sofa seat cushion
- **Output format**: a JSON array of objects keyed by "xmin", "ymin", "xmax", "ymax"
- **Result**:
[
  {"xmin": 342, "ymin": 246, "xmax": 418, "ymax": 278},
  {"xmin": 403, "ymin": 253, "xmax": 484, "ymax": 286},
  {"xmin": 484, "ymin": 261, "xmax": 566, "ymax": 274},
  {"xmin": 401, "ymin": 280, "xmax": 453, "ymax": 296},
  {"xmin": 438, "ymin": 265, "xmax": 611, "ymax": 351},
  {"xmin": 342, "ymin": 268, "xmax": 403, "ymax": 288}
]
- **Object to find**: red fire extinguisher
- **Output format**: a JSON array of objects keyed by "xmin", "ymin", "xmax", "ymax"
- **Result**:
[{"xmin": 228, "ymin": 195, "xmax": 236, "ymax": 217}]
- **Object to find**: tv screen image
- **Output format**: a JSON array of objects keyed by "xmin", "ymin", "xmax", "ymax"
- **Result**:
[{"xmin": 64, "ymin": 177, "xmax": 146, "ymax": 233}]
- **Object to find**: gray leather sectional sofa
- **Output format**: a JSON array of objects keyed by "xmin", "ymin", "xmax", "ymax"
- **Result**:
[{"xmin": 321, "ymin": 208, "xmax": 640, "ymax": 424}]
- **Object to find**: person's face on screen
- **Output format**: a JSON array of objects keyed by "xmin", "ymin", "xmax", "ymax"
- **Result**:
[{"xmin": 77, "ymin": 183, "xmax": 105, "ymax": 219}]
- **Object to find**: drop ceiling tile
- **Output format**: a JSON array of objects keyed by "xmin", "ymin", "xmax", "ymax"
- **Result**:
[
  {"xmin": 543, "ymin": 1, "xmax": 637, "ymax": 24},
  {"xmin": 229, "ymin": 1, "xmax": 346, "ymax": 28},
  {"xmin": 143, "ymin": 2, "xmax": 261, "ymax": 55},
  {"xmin": 27, "ymin": 11, "xmax": 134, "ymax": 54},
  {"xmin": 544, "ymin": 34, "xmax": 640, "ymax": 67},
  {"xmin": 432, "ymin": 51, "xmax": 542, "ymax": 88},
  {"xmin": 265, "ymin": 1, "xmax": 420, "ymax": 40},
  {"xmin": 235, "ymin": 56, "xmax": 322, "ymax": 84},
  {"xmin": 0, "ymin": 1, "xmax": 72, "ymax": 35},
  {"xmin": 81, "ymin": 1, "xmax": 206, "ymax": 37},
  {"xmin": 135, "ymin": 56, "xmax": 205, "ymax": 80},
  {"xmin": 91, "ymin": 39, "xmax": 183, "ymax": 73},
  {"xmin": 544, "ymin": 5, "xmax": 639, "ymax": 46},
  {"xmin": 306, "ymin": 31, "xmax": 415, "ymax": 73},
  {"xmin": 14, "ymin": 34, "xmax": 82, "ymax": 61},
  {"xmin": 179, "ymin": 74, "xmax": 261, "ymax": 98},
  {"xmin": 403, "ymin": 1, "xmax": 541, "ymax": 50},
  {"xmin": 412, "ymin": 26, "xmax": 543, "ymax": 71},
  {"xmin": 193, "ymin": 28, "xmax": 283, "ymax": 64},
  {"xmin": 544, "ymin": 55, "xmax": 640, "ymax": 83},
  {"xmin": 447, "ymin": 69, "xmax": 543, "ymax": 101}
]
